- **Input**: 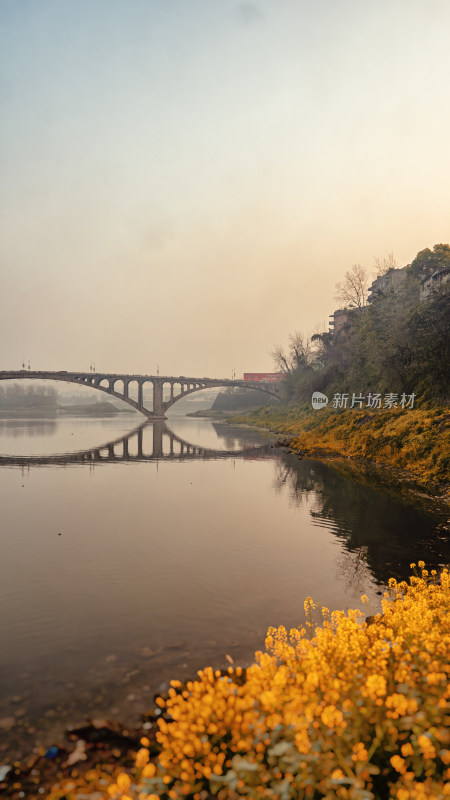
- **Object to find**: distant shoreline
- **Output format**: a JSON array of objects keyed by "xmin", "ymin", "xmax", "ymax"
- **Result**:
[{"xmin": 0, "ymin": 402, "xmax": 136, "ymax": 418}]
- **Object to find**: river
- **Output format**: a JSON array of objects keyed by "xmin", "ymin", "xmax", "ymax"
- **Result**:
[{"xmin": 0, "ymin": 412, "xmax": 448, "ymax": 760}]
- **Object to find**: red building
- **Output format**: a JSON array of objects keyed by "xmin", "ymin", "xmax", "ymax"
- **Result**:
[{"xmin": 243, "ymin": 372, "xmax": 285, "ymax": 382}]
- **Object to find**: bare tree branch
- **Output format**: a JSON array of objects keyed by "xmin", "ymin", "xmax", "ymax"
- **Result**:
[
  {"xmin": 288, "ymin": 331, "xmax": 312, "ymax": 368},
  {"xmin": 271, "ymin": 332, "xmax": 314, "ymax": 373},
  {"xmin": 270, "ymin": 345, "xmax": 292, "ymax": 374},
  {"xmin": 335, "ymin": 263, "xmax": 368, "ymax": 309},
  {"xmin": 373, "ymin": 252, "xmax": 399, "ymax": 277}
]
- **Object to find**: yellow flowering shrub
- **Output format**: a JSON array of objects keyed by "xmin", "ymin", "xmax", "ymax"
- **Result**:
[{"xmin": 55, "ymin": 567, "xmax": 450, "ymax": 799}]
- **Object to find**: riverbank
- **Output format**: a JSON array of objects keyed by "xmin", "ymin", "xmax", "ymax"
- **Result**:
[
  {"xmin": 186, "ymin": 407, "xmax": 264, "ymax": 419},
  {"xmin": 232, "ymin": 404, "xmax": 450, "ymax": 503}
]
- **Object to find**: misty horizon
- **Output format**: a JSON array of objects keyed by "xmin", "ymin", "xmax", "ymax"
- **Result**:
[{"xmin": 1, "ymin": 1, "xmax": 449, "ymax": 375}]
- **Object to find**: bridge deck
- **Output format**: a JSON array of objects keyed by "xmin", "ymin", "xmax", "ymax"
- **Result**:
[{"xmin": 0, "ymin": 371, "xmax": 283, "ymax": 419}]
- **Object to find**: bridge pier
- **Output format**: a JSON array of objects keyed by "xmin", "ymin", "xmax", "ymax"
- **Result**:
[{"xmin": 152, "ymin": 379, "xmax": 166, "ymax": 418}]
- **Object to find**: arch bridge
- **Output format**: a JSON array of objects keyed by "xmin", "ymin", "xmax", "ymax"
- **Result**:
[{"xmin": 0, "ymin": 370, "xmax": 282, "ymax": 418}]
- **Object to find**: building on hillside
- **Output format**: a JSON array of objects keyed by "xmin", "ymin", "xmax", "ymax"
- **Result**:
[
  {"xmin": 328, "ymin": 308, "xmax": 350, "ymax": 334},
  {"xmin": 367, "ymin": 267, "xmax": 407, "ymax": 304},
  {"xmin": 420, "ymin": 267, "xmax": 450, "ymax": 300}
]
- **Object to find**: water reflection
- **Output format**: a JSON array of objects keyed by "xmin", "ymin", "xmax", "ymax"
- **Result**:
[
  {"xmin": 0, "ymin": 418, "xmax": 57, "ymax": 437},
  {"xmin": 1, "ymin": 419, "xmax": 445, "ymax": 592},
  {"xmin": 0, "ymin": 416, "xmax": 447, "ymax": 764},
  {"xmin": 0, "ymin": 420, "xmax": 277, "ymax": 465},
  {"xmin": 272, "ymin": 457, "xmax": 449, "ymax": 585}
]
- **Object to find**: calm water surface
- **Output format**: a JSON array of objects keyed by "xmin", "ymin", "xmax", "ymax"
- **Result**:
[{"xmin": 0, "ymin": 414, "xmax": 448, "ymax": 757}]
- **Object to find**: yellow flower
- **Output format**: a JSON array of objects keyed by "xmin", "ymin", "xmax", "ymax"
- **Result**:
[
  {"xmin": 135, "ymin": 748, "xmax": 149, "ymax": 768},
  {"xmin": 116, "ymin": 772, "xmax": 131, "ymax": 791},
  {"xmin": 352, "ymin": 742, "xmax": 368, "ymax": 761},
  {"xmin": 142, "ymin": 762, "xmax": 156, "ymax": 778},
  {"xmin": 426, "ymin": 671, "xmax": 445, "ymax": 685},
  {"xmin": 331, "ymin": 768, "xmax": 344, "ymax": 779},
  {"xmin": 320, "ymin": 705, "xmax": 344, "ymax": 728},
  {"xmin": 385, "ymin": 693, "xmax": 415, "ymax": 718},
  {"xmin": 390, "ymin": 755, "xmax": 406, "ymax": 774},
  {"xmin": 417, "ymin": 733, "xmax": 436, "ymax": 759},
  {"xmin": 365, "ymin": 674, "xmax": 387, "ymax": 699}
]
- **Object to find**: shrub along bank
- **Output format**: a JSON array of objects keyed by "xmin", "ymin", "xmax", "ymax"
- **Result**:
[
  {"xmin": 48, "ymin": 567, "xmax": 450, "ymax": 799},
  {"xmin": 232, "ymin": 404, "xmax": 449, "ymax": 491}
]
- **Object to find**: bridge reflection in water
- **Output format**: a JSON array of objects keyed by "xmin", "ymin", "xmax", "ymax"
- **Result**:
[{"xmin": 0, "ymin": 420, "xmax": 278, "ymax": 467}]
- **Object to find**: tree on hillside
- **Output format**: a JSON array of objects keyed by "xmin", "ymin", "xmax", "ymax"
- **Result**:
[
  {"xmin": 407, "ymin": 288, "xmax": 450, "ymax": 398},
  {"xmin": 271, "ymin": 332, "xmax": 319, "ymax": 402},
  {"xmin": 409, "ymin": 243, "xmax": 450, "ymax": 278},
  {"xmin": 334, "ymin": 264, "xmax": 369, "ymax": 309},
  {"xmin": 270, "ymin": 345, "xmax": 292, "ymax": 375},
  {"xmin": 271, "ymin": 243, "xmax": 449, "ymax": 403},
  {"xmin": 270, "ymin": 331, "xmax": 313, "ymax": 374}
]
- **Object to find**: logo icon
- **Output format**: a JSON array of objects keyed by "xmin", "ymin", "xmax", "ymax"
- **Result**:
[{"xmin": 312, "ymin": 391, "xmax": 329, "ymax": 410}]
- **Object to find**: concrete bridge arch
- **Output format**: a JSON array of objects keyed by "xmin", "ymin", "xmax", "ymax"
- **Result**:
[{"xmin": 0, "ymin": 371, "xmax": 282, "ymax": 419}]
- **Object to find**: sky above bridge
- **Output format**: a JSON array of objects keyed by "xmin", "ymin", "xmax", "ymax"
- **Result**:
[{"xmin": 1, "ymin": 0, "xmax": 449, "ymax": 378}]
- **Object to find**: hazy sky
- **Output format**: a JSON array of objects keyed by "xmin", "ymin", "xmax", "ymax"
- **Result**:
[{"xmin": 1, "ymin": 0, "xmax": 449, "ymax": 378}]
